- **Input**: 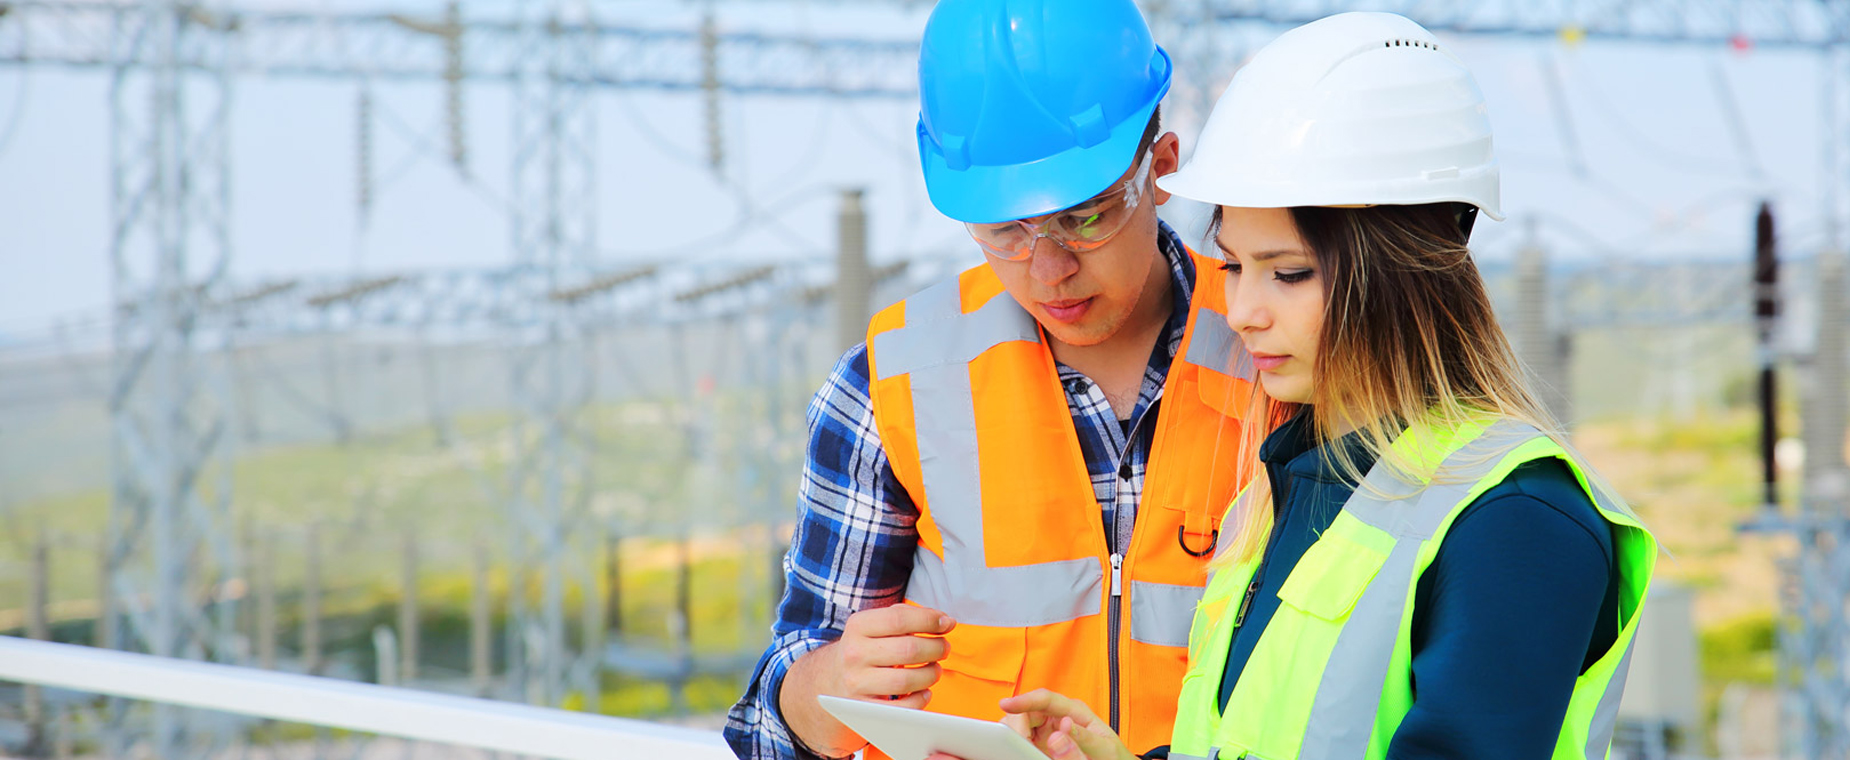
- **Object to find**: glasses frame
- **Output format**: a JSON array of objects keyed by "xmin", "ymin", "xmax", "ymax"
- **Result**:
[{"xmin": 966, "ymin": 150, "xmax": 1157, "ymax": 262}]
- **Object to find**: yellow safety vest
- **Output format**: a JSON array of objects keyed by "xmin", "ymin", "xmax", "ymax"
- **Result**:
[{"xmin": 1170, "ymin": 418, "xmax": 1656, "ymax": 760}]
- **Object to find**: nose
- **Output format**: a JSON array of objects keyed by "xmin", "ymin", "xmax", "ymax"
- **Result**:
[
  {"xmin": 1026, "ymin": 236, "xmax": 1078, "ymax": 286},
  {"xmin": 1223, "ymin": 269, "xmax": 1270, "ymax": 335}
]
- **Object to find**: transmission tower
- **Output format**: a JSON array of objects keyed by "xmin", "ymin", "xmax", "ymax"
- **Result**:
[
  {"xmin": 101, "ymin": 0, "xmax": 238, "ymax": 757},
  {"xmin": 500, "ymin": 0, "xmax": 604, "ymax": 709}
]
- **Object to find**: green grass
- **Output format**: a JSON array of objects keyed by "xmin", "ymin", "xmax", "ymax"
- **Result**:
[{"xmin": 0, "ymin": 393, "xmax": 802, "ymax": 604}]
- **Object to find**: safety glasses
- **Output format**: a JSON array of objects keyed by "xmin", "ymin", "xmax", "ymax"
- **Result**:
[{"xmin": 966, "ymin": 150, "xmax": 1155, "ymax": 262}]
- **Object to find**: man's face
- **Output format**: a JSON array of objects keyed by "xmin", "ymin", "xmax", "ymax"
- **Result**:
[{"xmin": 983, "ymin": 133, "xmax": 1181, "ymax": 348}]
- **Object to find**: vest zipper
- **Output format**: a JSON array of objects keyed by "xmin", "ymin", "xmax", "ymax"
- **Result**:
[
  {"xmin": 1108, "ymin": 551, "xmax": 1124, "ymax": 733},
  {"xmin": 1231, "ymin": 576, "xmax": 1260, "ymax": 629},
  {"xmin": 1107, "ymin": 394, "xmax": 1160, "ymax": 738},
  {"xmin": 1232, "ymin": 463, "xmax": 1292, "ymax": 632}
]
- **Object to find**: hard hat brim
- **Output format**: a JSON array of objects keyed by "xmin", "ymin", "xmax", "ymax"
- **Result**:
[{"xmin": 1157, "ymin": 166, "xmax": 1506, "ymax": 222}]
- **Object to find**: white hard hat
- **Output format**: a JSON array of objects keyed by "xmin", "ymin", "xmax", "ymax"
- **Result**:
[{"xmin": 1158, "ymin": 12, "xmax": 1503, "ymax": 221}]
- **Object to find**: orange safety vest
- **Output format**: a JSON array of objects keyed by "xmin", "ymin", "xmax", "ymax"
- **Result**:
[{"xmin": 863, "ymin": 251, "xmax": 1253, "ymax": 755}]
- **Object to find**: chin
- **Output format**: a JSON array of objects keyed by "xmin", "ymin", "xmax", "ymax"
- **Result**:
[
  {"xmin": 1259, "ymin": 378, "xmax": 1313, "ymax": 405},
  {"xmin": 1044, "ymin": 322, "xmax": 1112, "ymax": 348}
]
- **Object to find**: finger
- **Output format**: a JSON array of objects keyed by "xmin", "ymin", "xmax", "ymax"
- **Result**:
[
  {"xmin": 888, "ymin": 688, "xmax": 932, "ymax": 710},
  {"xmin": 1001, "ymin": 712, "xmax": 1035, "ymax": 740},
  {"xmin": 848, "ymin": 663, "xmax": 942, "ymax": 698},
  {"xmin": 1001, "ymin": 689, "xmax": 1101, "ymax": 727},
  {"xmin": 845, "ymin": 605, "xmax": 956, "ymax": 638},
  {"xmin": 854, "ymin": 634, "xmax": 951, "ymax": 668},
  {"xmin": 1027, "ymin": 714, "xmax": 1063, "ymax": 757},
  {"xmin": 1062, "ymin": 717, "xmax": 1132, "ymax": 760},
  {"xmin": 1001, "ymin": 708, "xmax": 1059, "ymax": 752},
  {"xmin": 1048, "ymin": 723, "xmax": 1085, "ymax": 760}
]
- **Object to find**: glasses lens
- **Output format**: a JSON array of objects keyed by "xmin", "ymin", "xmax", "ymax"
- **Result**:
[
  {"xmin": 966, "ymin": 222, "xmax": 1034, "ymax": 260},
  {"xmin": 1050, "ymin": 195, "xmax": 1132, "ymax": 248}
]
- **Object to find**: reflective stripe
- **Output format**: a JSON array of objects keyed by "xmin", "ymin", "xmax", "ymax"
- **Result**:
[
  {"xmin": 1584, "ymin": 638, "xmax": 1636, "ymax": 759},
  {"xmin": 1339, "ymin": 420, "xmax": 1543, "ymax": 537},
  {"xmin": 887, "ymin": 284, "xmax": 1102, "ymax": 627},
  {"xmin": 1582, "ymin": 486, "xmax": 1637, "ymax": 759},
  {"xmin": 1129, "ymin": 580, "xmax": 1205, "ymax": 647},
  {"xmin": 1169, "ymin": 749, "xmax": 1219, "ymax": 760},
  {"xmin": 908, "ymin": 545, "xmax": 1104, "ymax": 628},
  {"xmin": 1298, "ymin": 420, "xmax": 1542, "ymax": 758},
  {"xmin": 870, "ymin": 279, "xmax": 1041, "ymax": 381},
  {"xmin": 1182, "ymin": 307, "xmax": 1255, "ymax": 380}
]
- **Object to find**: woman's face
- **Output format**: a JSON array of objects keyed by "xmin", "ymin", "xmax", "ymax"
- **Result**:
[{"xmin": 1215, "ymin": 207, "xmax": 1326, "ymax": 405}]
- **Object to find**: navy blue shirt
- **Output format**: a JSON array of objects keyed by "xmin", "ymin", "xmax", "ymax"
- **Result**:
[{"xmin": 1216, "ymin": 411, "xmax": 1620, "ymax": 759}]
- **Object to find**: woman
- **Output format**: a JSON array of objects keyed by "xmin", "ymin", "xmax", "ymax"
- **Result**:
[{"xmin": 988, "ymin": 12, "xmax": 1656, "ymax": 760}]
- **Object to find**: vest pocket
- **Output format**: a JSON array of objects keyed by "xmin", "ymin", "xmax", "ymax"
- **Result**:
[
  {"xmin": 1274, "ymin": 532, "xmax": 1387, "ymax": 621},
  {"xmin": 1222, "ymin": 533, "xmax": 1390, "ymax": 755},
  {"xmin": 931, "ymin": 622, "xmax": 1026, "ymax": 720},
  {"xmin": 1195, "ymin": 369, "xmax": 1251, "ymax": 419}
]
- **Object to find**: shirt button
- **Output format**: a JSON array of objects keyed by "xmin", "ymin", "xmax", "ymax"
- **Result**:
[
  {"xmin": 1067, "ymin": 378, "xmax": 1091, "ymax": 395},
  {"xmin": 1119, "ymin": 462, "xmax": 1133, "ymax": 481}
]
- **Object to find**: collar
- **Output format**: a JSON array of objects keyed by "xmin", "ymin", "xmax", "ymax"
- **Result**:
[
  {"xmin": 1260, "ymin": 407, "xmax": 1383, "ymax": 484},
  {"xmin": 1154, "ymin": 220, "xmax": 1195, "ymax": 362}
]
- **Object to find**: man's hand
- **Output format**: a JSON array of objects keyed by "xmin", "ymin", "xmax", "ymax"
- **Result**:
[
  {"xmin": 1000, "ymin": 689, "xmax": 1137, "ymax": 760},
  {"xmin": 779, "ymin": 605, "xmax": 957, "ymax": 757}
]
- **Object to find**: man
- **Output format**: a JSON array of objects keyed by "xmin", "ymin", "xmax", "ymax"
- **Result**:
[{"xmin": 725, "ymin": 1, "xmax": 1253, "ymax": 758}]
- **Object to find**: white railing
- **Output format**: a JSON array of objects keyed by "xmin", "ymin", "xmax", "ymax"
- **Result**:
[{"xmin": 0, "ymin": 636, "xmax": 734, "ymax": 760}]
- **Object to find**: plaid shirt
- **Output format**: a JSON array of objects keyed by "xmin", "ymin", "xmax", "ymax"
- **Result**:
[{"xmin": 725, "ymin": 223, "xmax": 1196, "ymax": 760}]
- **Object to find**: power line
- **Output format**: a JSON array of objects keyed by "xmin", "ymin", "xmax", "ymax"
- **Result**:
[
  {"xmin": 1710, "ymin": 57, "xmax": 1769, "ymax": 182},
  {"xmin": 0, "ymin": 1, "xmax": 921, "ymax": 97},
  {"xmin": 1563, "ymin": 50, "xmax": 1760, "ymax": 179}
]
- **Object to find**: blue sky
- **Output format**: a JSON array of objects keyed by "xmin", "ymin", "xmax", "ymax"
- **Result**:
[{"xmin": 0, "ymin": 1, "xmax": 1831, "ymax": 341}]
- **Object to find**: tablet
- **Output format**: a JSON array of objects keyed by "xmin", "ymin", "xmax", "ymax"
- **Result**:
[{"xmin": 817, "ymin": 695, "xmax": 1047, "ymax": 760}]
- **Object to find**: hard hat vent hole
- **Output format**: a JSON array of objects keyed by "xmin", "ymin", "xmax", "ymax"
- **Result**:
[{"xmin": 1383, "ymin": 39, "xmax": 1438, "ymax": 50}]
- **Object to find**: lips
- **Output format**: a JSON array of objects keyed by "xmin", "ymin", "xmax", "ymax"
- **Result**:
[
  {"xmin": 1040, "ymin": 297, "xmax": 1094, "ymax": 323},
  {"xmin": 1249, "ymin": 351, "xmax": 1289, "ymax": 372}
]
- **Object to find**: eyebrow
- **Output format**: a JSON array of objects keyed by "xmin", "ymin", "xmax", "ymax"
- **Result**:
[{"xmin": 1214, "ymin": 239, "xmax": 1307, "ymax": 262}]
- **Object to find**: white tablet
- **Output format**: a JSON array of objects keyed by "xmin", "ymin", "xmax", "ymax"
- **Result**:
[{"xmin": 817, "ymin": 695, "xmax": 1047, "ymax": 760}]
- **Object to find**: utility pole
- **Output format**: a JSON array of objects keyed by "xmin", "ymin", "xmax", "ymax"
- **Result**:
[
  {"xmin": 1515, "ymin": 221, "xmax": 1571, "ymax": 428},
  {"xmin": 835, "ymin": 189, "xmax": 871, "ymax": 355}
]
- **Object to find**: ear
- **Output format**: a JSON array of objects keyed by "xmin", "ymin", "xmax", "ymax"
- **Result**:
[{"xmin": 1151, "ymin": 132, "xmax": 1181, "ymax": 207}]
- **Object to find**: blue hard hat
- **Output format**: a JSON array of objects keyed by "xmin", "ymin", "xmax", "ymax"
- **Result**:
[{"xmin": 916, "ymin": 0, "xmax": 1172, "ymax": 224}]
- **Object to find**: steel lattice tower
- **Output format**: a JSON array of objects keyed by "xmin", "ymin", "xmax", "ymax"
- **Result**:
[
  {"xmin": 503, "ymin": 0, "xmax": 604, "ymax": 709},
  {"xmin": 102, "ymin": 0, "xmax": 239, "ymax": 756}
]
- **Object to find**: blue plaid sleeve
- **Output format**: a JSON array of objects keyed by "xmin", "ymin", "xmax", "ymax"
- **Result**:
[{"xmin": 725, "ymin": 343, "xmax": 920, "ymax": 760}]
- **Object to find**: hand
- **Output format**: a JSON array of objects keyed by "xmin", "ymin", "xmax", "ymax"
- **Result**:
[
  {"xmin": 1000, "ymin": 689, "xmax": 1137, "ymax": 760},
  {"xmin": 779, "ymin": 605, "xmax": 957, "ymax": 756}
]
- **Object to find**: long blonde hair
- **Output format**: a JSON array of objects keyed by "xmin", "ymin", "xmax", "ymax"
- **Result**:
[{"xmin": 1213, "ymin": 203, "xmax": 1607, "ymax": 565}]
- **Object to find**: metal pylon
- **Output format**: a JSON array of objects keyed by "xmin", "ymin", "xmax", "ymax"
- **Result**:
[
  {"xmin": 1771, "ymin": 41, "xmax": 1850, "ymax": 759},
  {"xmin": 1777, "ymin": 246, "xmax": 1850, "ymax": 759},
  {"xmin": 504, "ymin": 0, "xmax": 603, "ymax": 710},
  {"xmin": 103, "ymin": 0, "xmax": 238, "ymax": 756}
]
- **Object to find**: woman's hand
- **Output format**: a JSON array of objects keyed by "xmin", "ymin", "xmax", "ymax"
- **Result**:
[{"xmin": 998, "ymin": 689, "xmax": 1138, "ymax": 760}]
